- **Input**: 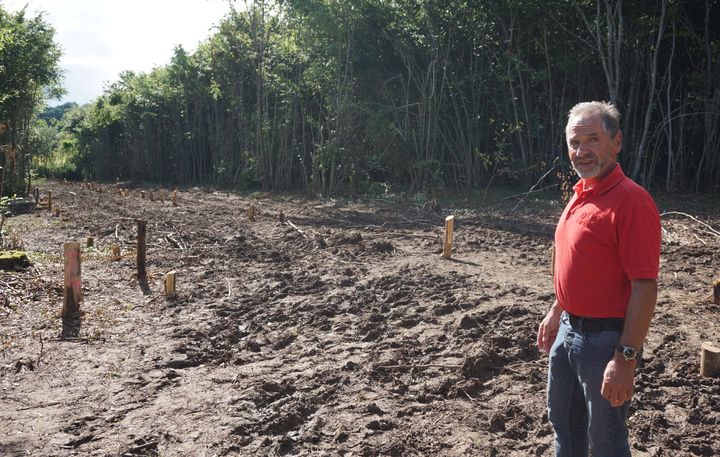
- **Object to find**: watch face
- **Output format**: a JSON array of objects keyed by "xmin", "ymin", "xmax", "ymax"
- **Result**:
[{"xmin": 621, "ymin": 346, "xmax": 637, "ymax": 360}]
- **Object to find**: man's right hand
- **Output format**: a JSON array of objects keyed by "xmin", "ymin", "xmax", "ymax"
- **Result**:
[{"xmin": 537, "ymin": 301, "xmax": 562, "ymax": 354}]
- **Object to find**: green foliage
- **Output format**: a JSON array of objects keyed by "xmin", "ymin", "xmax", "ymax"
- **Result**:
[
  {"xmin": 42, "ymin": 0, "xmax": 720, "ymax": 194},
  {"xmin": 38, "ymin": 102, "xmax": 79, "ymax": 122},
  {"xmin": 0, "ymin": 5, "xmax": 64, "ymax": 196}
]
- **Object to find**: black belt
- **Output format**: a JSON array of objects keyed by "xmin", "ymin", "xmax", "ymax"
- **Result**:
[{"xmin": 567, "ymin": 313, "xmax": 624, "ymax": 333}]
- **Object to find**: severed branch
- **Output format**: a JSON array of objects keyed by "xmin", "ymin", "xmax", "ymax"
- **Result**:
[
  {"xmin": 169, "ymin": 223, "xmax": 188, "ymax": 250},
  {"xmin": 36, "ymin": 333, "xmax": 44, "ymax": 367},
  {"xmin": 376, "ymin": 363, "xmax": 462, "ymax": 370},
  {"xmin": 660, "ymin": 211, "xmax": 720, "ymax": 238},
  {"xmin": 501, "ymin": 184, "xmax": 559, "ymax": 203},
  {"xmin": 285, "ymin": 219, "xmax": 309, "ymax": 240},
  {"xmin": 226, "ymin": 278, "xmax": 233, "ymax": 298},
  {"xmin": 0, "ymin": 213, "xmax": 4, "ymax": 247},
  {"xmin": 164, "ymin": 234, "xmax": 184, "ymax": 250},
  {"xmin": 506, "ymin": 157, "xmax": 560, "ymax": 210}
]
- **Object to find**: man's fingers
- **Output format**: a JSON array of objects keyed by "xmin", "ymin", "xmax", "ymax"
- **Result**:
[
  {"xmin": 601, "ymin": 380, "xmax": 610, "ymax": 401},
  {"xmin": 602, "ymin": 381, "xmax": 634, "ymax": 407},
  {"xmin": 537, "ymin": 323, "xmax": 550, "ymax": 352},
  {"xmin": 603, "ymin": 385, "xmax": 623, "ymax": 407},
  {"xmin": 538, "ymin": 328, "xmax": 555, "ymax": 353},
  {"xmin": 537, "ymin": 313, "xmax": 560, "ymax": 353}
]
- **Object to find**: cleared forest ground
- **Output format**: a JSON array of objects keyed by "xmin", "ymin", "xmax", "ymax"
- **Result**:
[{"xmin": 1, "ymin": 181, "xmax": 718, "ymax": 456}]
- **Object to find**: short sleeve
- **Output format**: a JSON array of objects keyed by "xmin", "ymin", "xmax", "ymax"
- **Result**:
[{"xmin": 617, "ymin": 200, "xmax": 661, "ymax": 280}]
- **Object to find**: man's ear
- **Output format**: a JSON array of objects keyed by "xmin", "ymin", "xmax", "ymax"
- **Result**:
[{"xmin": 614, "ymin": 131, "xmax": 623, "ymax": 154}]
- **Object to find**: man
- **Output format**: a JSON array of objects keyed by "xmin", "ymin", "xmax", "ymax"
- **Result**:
[{"xmin": 537, "ymin": 101, "xmax": 661, "ymax": 457}]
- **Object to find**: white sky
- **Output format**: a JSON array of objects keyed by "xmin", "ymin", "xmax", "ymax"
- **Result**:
[{"xmin": 2, "ymin": 0, "xmax": 233, "ymax": 106}]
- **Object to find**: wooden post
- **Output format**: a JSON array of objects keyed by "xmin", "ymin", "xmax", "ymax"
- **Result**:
[
  {"xmin": 62, "ymin": 242, "xmax": 82, "ymax": 318},
  {"xmin": 248, "ymin": 205, "xmax": 256, "ymax": 222},
  {"xmin": 47, "ymin": 190, "xmax": 53, "ymax": 211},
  {"xmin": 86, "ymin": 237, "xmax": 94, "ymax": 248},
  {"xmin": 700, "ymin": 342, "xmax": 720, "ymax": 377},
  {"xmin": 279, "ymin": 211, "xmax": 285, "ymax": 223},
  {"xmin": 141, "ymin": 191, "xmax": 146, "ymax": 200},
  {"xmin": 714, "ymin": 280, "xmax": 720, "ymax": 306},
  {"xmin": 165, "ymin": 271, "xmax": 177, "ymax": 298},
  {"xmin": 34, "ymin": 187, "xmax": 39, "ymax": 204},
  {"xmin": 137, "ymin": 220, "xmax": 147, "ymax": 280},
  {"xmin": 111, "ymin": 244, "xmax": 121, "ymax": 261},
  {"xmin": 442, "ymin": 215, "xmax": 454, "ymax": 259},
  {"xmin": 172, "ymin": 190, "xmax": 178, "ymax": 207}
]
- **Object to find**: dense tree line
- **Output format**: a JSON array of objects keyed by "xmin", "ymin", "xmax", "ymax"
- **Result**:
[
  {"xmin": 5, "ymin": 1, "xmax": 720, "ymax": 197},
  {"xmin": 0, "ymin": 5, "xmax": 63, "ymax": 197}
]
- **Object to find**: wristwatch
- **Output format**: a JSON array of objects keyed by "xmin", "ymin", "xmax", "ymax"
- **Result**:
[{"xmin": 616, "ymin": 345, "xmax": 639, "ymax": 361}]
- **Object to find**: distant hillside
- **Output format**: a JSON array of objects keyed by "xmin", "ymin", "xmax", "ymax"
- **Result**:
[{"xmin": 39, "ymin": 102, "xmax": 79, "ymax": 122}]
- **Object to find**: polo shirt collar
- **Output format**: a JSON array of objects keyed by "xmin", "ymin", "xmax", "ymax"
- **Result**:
[{"xmin": 573, "ymin": 163, "xmax": 625, "ymax": 196}]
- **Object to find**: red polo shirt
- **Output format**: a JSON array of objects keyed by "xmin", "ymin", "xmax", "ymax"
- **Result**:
[{"xmin": 554, "ymin": 164, "xmax": 661, "ymax": 318}]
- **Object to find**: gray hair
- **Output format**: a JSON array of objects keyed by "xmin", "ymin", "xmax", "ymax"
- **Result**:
[{"xmin": 567, "ymin": 101, "xmax": 621, "ymax": 137}]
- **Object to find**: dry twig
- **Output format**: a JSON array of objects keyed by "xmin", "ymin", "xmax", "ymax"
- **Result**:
[
  {"xmin": 660, "ymin": 211, "xmax": 720, "ymax": 238},
  {"xmin": 36, "ymin": 333, "xmax": 44, "ymax": 367},
  {"xmin": 285, "ymin": 220, "xmax": 309, "ymax": 240},
  {"xmin": 508, "ymin": 157, "xmax": 560, "ymax": 210},
  {"xmin": 376, "ymin": 363, "xmax": 462, "ymax": 370}
]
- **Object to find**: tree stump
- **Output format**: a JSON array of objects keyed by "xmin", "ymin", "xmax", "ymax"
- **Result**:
[
  {"xmin": 442, "ymin": 215, "xmax": 454, "ymax": 259},
  {"xmin": 0, "ymin": 251, "xmax": 30, "ymax": 270},
  {"xmin": 701, "ymin": 342, "xmax": 720, "ymax": 377},
  {"xmin": 111, "ymin": 244, "xmax": 121, "ymax": 261},
  {"xmin": 62, "ymin": 243, "xmax": 82, "ymax": 318},
  {"xmin": 165, "ymin": 271, "xmax": 177, "ymax": 298},
  {"xmin": 137, "ymin": 220, "xmax": 147, "ymax": 280}
]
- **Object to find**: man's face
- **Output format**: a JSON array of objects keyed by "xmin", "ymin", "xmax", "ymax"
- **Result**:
[{"xmin": 565, "ymin": 115, "xmax": 622, "ymax": 182}]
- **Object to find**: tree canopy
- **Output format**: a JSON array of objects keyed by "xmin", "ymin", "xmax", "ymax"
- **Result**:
[
  {"xmin": 9, "ymin": 0, "xmax": 720, "ymax": 196},
  {"xmin": 0, "ymin": 5, "xmax": 63, "ymax": 196}
]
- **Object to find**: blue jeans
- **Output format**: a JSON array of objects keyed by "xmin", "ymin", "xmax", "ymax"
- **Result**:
[{"xmin": 547, "ymin": 313, "xmax": 632, "ymax": 457}]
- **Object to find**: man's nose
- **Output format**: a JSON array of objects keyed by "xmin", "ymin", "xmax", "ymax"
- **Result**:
[{"xmin": 575, "ymin": 143, "xmax": 590, "ymax": 156}]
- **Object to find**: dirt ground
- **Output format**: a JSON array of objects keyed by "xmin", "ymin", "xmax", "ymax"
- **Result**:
[{"xmin": 1, "ymin": 181, "xmax": 718, "ymax": 457}]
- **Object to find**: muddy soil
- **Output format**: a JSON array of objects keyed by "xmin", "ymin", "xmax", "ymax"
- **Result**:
[{"xmin": 1, "ymin": 182, "xmax": 718, "ymax": 457}]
